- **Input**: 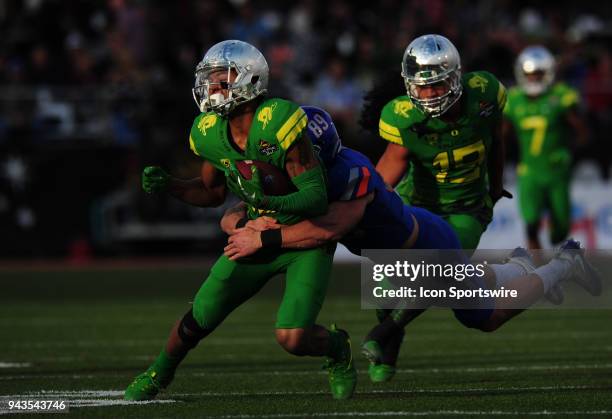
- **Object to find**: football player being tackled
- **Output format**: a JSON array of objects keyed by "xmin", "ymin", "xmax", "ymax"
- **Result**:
[
  {"xmin": 222, "ymin": 106, "xmax": 602, "ymax": 384},
  {"xmin": 124, "ymin": 40, "xmax": 356, "ymax": 401},
  {"xmin": 503, "ymin": 46, "xmax": 588, "ymax": 250}
]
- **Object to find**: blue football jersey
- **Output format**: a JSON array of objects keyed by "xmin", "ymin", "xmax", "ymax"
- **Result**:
[
  {"xmin": 326, "ymin": 148, "xmax": 416, "ymax": 253},
  {"xmin": 301, "ymin": 105, "xmax": 460, "ymax": 253}
]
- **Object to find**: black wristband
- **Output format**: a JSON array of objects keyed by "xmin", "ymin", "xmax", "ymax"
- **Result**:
[
  {"xmin": 261, "ymin": 229, "xmax": 282, "ymax": 249},
  {"xmin": 235, "ymin": 217, "xmax": 248, "ymax": 229}
]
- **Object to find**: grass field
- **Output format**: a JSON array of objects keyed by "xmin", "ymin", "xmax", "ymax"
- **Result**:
[{"xmin": 1, "ymin": 262, "xmax": 611, "ymax": 418}]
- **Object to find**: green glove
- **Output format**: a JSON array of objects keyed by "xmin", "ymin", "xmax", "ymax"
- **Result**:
[{"xmin": 142, "ymin": 166, "xmax": 170, "ymax": 194}]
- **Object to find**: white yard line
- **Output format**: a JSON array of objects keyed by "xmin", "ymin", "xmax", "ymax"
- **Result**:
[
  {"xmin": 0, "ymin": 362, "xmax": 31, "ymax": 368},
  {"xmin": 1, "ymin": 387, "xmax": 610, "ymax": 414},
  {"xmin": 1, "ymin": 384, "xmax": 606, "ymax": 400}
]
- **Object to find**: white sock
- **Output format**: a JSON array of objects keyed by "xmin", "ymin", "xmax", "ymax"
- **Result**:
[
  {"xmin": 533, "ymin": 259, "xmax": 573, "ymax": 293},
  {"xmin": 489, "ymin": 263, "xmax": 531, "ymax": 289}
]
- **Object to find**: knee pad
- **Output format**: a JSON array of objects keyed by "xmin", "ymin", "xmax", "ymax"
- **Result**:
[
  {"xmin": 527, "ymin": 223, "xmax": 539, "ymax": 241},
  {"xmin": 177, "ymin": 309, "xmax": 212, "ymax": 349}
]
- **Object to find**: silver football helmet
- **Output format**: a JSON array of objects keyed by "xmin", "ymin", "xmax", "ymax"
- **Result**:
[
  {"xmin": 515, "ymin": 46, "xmax": 555, "ymax": 96},
  {"xmin": 401, "ymin": 34, "xmax": 463, "ymax": 117},
  {"xmin": 192, "ymin": 40, "xmax": 269, "ymax": 115}
]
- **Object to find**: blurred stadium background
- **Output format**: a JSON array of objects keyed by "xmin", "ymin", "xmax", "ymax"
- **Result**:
[
  {"xmin": 0, "ymin": 0, "xmax": 610, "ymax": 260},
  {"xmin": 1, "ymin": 2, "xmax": 612, "ymax": 416}
]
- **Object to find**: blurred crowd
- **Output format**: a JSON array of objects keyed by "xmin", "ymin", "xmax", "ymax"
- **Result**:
[{"xmin": 0, "ymin": 0, "xmax": 610, "ymax": 258}]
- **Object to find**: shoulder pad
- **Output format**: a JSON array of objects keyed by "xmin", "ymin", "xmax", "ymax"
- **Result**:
[
  {"xmin": 379, "ymin": 97, "xmax": 419, "ymax": 145},
  {"xmin": 554, "ymin": 83, "xmax": 580, "ymax": 108},
  {"xmin": 189, "ymin": 112, "xmax": 220, "ymax": 156},
  {"xmin": 256, "ymin": 98, "xmax": 308, "ymax": 150},
  {"xmin": 465, "ymin": 71, "xmax": 505, "ymax": 110}
]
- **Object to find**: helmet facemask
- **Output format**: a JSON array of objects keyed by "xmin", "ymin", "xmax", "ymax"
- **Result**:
[
  {"xmin": 403, "ymin": 69, "xmax": 462, "ymax": 117},
  {"xmin": 192, "ymin": 40, "xmax": 269, "ymax": 116},
  {"xmin": 518, "ymin": 70, "xmax": 554, "ymax": 96},
  {"xmin": 192, "ymin": 62, "xmax": 263, "ymax": 115}
]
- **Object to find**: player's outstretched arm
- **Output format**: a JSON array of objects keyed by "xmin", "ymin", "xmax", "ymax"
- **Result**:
[
  {"xmin": 376, "ymin": 143, "xmax": 410, "ymax": 188},
  {"xmin": 224, "ymin": 193, "xmax": 373, "ymax": 260},
  {"xmin": 281, "ymin": 192, "xmax": 374, "ymax": 247},
  {"xmin": 143, "ymin": 161, "xmax": 227, "ymax": 207}
]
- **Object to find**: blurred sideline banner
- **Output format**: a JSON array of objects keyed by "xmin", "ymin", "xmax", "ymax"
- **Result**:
[{"xmin": 334, "ymin": 179, "xmax": 612, "ymax": 262}]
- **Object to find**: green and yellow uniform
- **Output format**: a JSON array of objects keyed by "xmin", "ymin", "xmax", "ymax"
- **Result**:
[
  {"xmin": 378, "ymin": 71, "xmax": 507, "ymax": 249},
  {"xmin": 504, "ymin": 83, "xmax": 579, "ymax": 243},
  {"xmin": 188, "ymin": 98, "xmax": 334, "ymax": 329}
]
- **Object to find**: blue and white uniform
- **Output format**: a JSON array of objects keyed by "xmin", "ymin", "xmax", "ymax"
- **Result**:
[{"xmin": 302, "ymin": 105, "xmax": 493, "ymax": 327}]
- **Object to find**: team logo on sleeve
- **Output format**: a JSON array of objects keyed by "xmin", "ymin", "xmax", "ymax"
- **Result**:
[
  {"xmin": 198, "ymin": 115, "xmax": 217, "ymax": 135},
  {"xmin": 258, "ymin": 103, "xmax": 277, "ymax": 129},
  {"xmin": 393, "ymin": 100, "xmax": 413, "ymax": 117},
  {"xmin": 468, "ymin": 75, "xmax": 489, "ymax": 92},
  {"xmin": 258, "ymin": 139, "xmax": 278, "ymax": 156}
]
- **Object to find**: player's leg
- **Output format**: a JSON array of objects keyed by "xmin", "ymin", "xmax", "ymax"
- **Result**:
[
  {"xmin": 274, "ymin": 245, "xmax": 357, "ymax": 399},
  {"xmin": 125, "ymin": 255, "xmax": 274, "ymax": 400},
  {"xmin": 364, "ymin": 206, "xmax": 460, "ymax": 381},
  {"xmin": 362, "ymin": 308, "xmax": 426, "ymax": 371},
  {"xmin": 518, "ymin": 175, "xmax": 545, "ymax": 249},
  {"xmin": 468, "ymin": 240, "xmax": 602, "ymax": 332},
  {"xmin": 547, "ymin": 176, "xmax": 571, "ymax": 245},
  {"xmin": 444, "ymin": 213, "xmax": 485, "ymax": 251}
]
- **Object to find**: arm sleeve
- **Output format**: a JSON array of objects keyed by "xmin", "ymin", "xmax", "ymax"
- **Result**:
[
  {"xmin": 264, "ymin": 164, "xmax": 328, "ymax": 217},
  {"xmin": 336, "ymin": 166, "xmax": 373, "ymax": 201}
]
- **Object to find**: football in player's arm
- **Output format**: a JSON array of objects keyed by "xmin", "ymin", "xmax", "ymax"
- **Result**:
[
  {"xmin": 126, "ymin": 40, "xmax": 357, "ymax": 402},
  {"xmin": 503, "ymin": 45, "xmax": 589, "ymax": 249}
]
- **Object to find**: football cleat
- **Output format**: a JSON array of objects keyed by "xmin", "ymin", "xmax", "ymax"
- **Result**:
[
  {"xmin": 124, "ymin": 369, "xmax": 174, "ymax": 401},
  {"xmin": 368, "ymin": 363, "xmax": 396, "ymax": 383},
  {"xmin": 555, "ymin": 239, "xmax": 602, "ymax": 296},
  {"xmin": 507, "ymin": 247, "xmax": 564, "ymax": 305},
  {"xmin": 323, "ymin": 324, "xmax": 357, "ymax": 400},
  {"xmin": 361, "ymin": 340, "xmax": 383, "ymax": 365}
]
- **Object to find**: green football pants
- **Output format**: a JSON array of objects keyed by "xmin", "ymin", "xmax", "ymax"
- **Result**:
[
  {"xmin": 518, "ymin": 175, "xmax": 570, "ymax": 244},
  {"xmin": 443, "ymin": 213, "xmax": 486, "ymax": 250},
  {"xmin": 192, "ymin": 245, "xmax": 335, "ymax": 331}
]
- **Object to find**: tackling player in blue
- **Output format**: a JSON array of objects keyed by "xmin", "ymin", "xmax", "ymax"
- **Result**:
[{"xmin": 223, "ymin": 106, "xmax": 602, "ymax": 383}]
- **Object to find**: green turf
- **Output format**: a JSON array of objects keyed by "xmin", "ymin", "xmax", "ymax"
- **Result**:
[{"xmin": 0, "ymin": 264, "xmax": 611, "ymax": 418}]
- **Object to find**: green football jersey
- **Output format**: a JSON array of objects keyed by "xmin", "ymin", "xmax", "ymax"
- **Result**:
[
  {"xmin": 379, "ymin": 71, "xmax": 507, "ymax": 214},
  {"xmin": 504, "ymin": 82, "xmax": 579, "ymax": 177},
  {"xmin": 188, "ymin": 98, "xmax": 309, "ymax": 224}
]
